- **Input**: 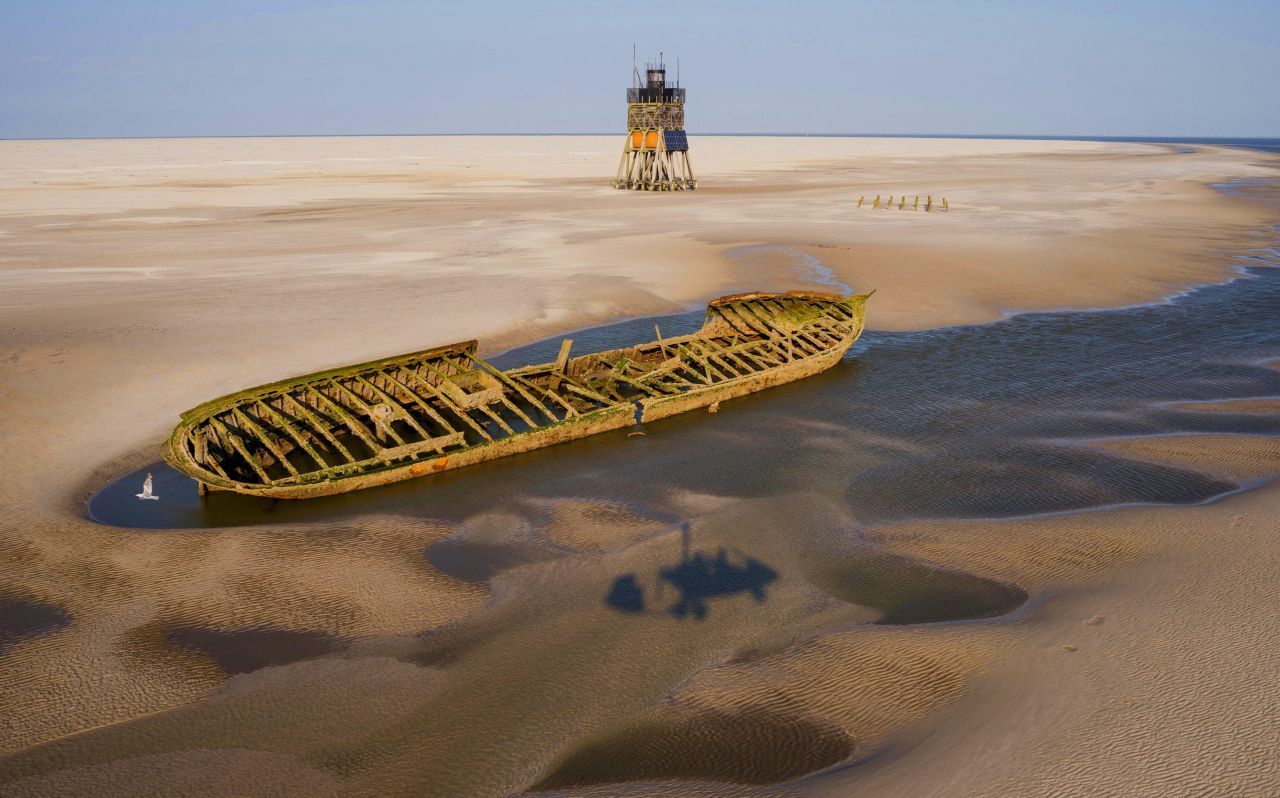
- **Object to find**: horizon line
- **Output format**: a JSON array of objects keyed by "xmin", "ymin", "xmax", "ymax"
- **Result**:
[{"xmin": 2, "ymin": 132, "xmax": 1277, "ymax": 144}]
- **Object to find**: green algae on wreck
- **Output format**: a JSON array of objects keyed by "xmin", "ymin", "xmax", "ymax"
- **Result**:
[{"xmin": 166, "ymin": 290, "xmax": 872, "ymax": 499}]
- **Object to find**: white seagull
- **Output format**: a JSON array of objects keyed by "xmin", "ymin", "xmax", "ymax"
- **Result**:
[{"xmin": 136, "ymin": 472, "xmax": 159, "ymax": 501}]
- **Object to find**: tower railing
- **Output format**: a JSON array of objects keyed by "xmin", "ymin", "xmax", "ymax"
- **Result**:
[{"xmin": 626, "ymin": 88, "xmax": 686, "ymax": 103}]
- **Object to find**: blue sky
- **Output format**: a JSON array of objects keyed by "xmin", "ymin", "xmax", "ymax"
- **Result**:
[{"xmin": 2, "ymin": 0, "xmax": 1277, "ymax": 138}]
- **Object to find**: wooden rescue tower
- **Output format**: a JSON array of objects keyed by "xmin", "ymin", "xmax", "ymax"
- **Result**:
[{"xmin": 614, "ymin": 51, "xmax": 695, "ymax": 191}]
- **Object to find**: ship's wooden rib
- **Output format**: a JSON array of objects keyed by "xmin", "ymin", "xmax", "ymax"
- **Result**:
[
  {"xmin": 700, "ymin": 337, "xmax": 762, "ymax": 374},
  {"xmin": 448, "ymin": 358, "xmax": 537, "ymax": 430},
  {"xmin": 190, "ymin": 432, "xmax": 233, "ymax": 480},
  {"xmin": 379, "ymin": 368, "xmax": 463, "ymax": 443},
  {"xmin": 694, "ymin": 342, "xmax": 746, "ymax": 378},
  {"xmin": 430, "ymin": 358, "xmax": 517, "ymax": 435},
  {"xmin": 282, "ymin": 393, "xmax": 355, "ymax": 463},
  {"xmin": 718, "ymin": 305, "xmax": 769, "ymax": 337},
  {"xmin": 473, "ymin": 359, "xmax": 559, "ymax": 423},
  {"xmin": 332, "ymin": 380, "xmax": 404, "ymax": 446},
  {"xmin": 709, "ymin": 345, "xmax": 757, "ymax": 376},
  {"xmin": 560, "ymin": 379, "xmax": 612, "ymax": 405},
  {"xmin": 397, "ymin": 367, "xmax": 494, "ymax": 443},
  {"xmin": 550, "ymin": 340, "xmax": 573, "ymax": 391},
  {"xmin": 613, "ymin": 370, "xmax": 664, "ymax": 397},
  {"xmin": 675, "ymin": 344, "xmax": 721, "ymax": 383},
  {"xmin": 167, "ymin": 290, "xmax": 873, "ymax": 499},
  {"xmin": 510, "ymin": 372, "xmax": 581, "ymax": 418},
  {"xmin": 495, "ymin": 391, "xmax": 537, "ymax": 428},
  {"xmin": 254, "ymin": 400, "xmax": 327, "ymax": 470},
  {"xmin": 208, "ymin": 415, "xmax": 270, "ymax": 484},
  {"xmin": 233, "ymin": 407, "xmax": 299, "ymax": 477},
  {"xmin": 353, "ymin": 375, "xmax": 432, "ymax": 441},
  {"xmin": 306, "ymin": 386, "xmax": 383, "ymax": 453},
  {"xmin": 737, "ymin": 303, "xmax": 788, "ymax": 341}
]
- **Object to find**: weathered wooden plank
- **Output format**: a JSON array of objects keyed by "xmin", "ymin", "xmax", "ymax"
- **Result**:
[
  {"xmin": 209, "ymin": 415, "xmax": 271, "ymax": 484},
  {"xmin": 678, "ymin": 346, "xmax": 719, "ymax": 382},
  {"xmin": 713, "ymin": 347, "xmax": 758, "ymax": 375},
  {"xmin": 472, "ymin": 399, "xmax": 516, "ymax": 435},
  {"xmin": 504, "ymin": 371, "xmax": 581, "ymax": 415},
  {"xmin": 377, "ymin": 431, "xmax": 467, "ymax": 462},
  {"xmin": 254, "ymin": 400, "xmax": 326, "ymax": 471},
  {"xmin": 789, "ymin": 331, "xmax": 826, "ymax": 356},
  {"xmin": 726, "ymin": 345, "xmax": 776, "ymax": 371},
  {"xmin": 189, "ymin": 428, "xmax": 233, "ymax": 479},
  {"xmin": 672, "ymin": 357, "xmax": 713, "ymax": 385},
  {"xmin": 676, "ymin": 344, "xmax": 728, "ymax": 382},
  {"xmin": 495, "ymin": 395, "xmax": 538, "ymax": 429},
  {"xmin": 559, "ymin": 378, "xmax": 615, "ymax": 405},
  {"xmin": 232, "ymin": 407, "xmax": 300, "ymax": 477},
  {"xmin": 714, "ymin": 305, "xmax": 764, "ymax": 337},
  {"xmin": 697, "ymin": 337, "xmax": 763, "ymax": 375},
  {"xmin": 692, "ymin": 342, "xmax": 746, "ymax": 378},
  {"xmin": 735, "ymin": 302, "xmax": 787, "ymax": 338},
  {"xmin": 451, "ymin": 355, "xmax": 539, "ymax": 428},
  {"xmin": 697, "ymin": 345, "xmax": 743, "ymax": 378},
  {"xmin": 472, "ymin": 358, "xmax": 559, "ymax": 423},
  {"xmin": 509, "ymin": 372, "xmax": 581, "ymax": 417},
  {"xmin": 380, "ymin": 368, "xmax": 461, "ymax": 437},
  {"xmin": 281, "ymin": 393, "xmax": 356, "ymax": 463},
  {"xmin": 801, "ymin": 327, "xmax": 840, "ymax": 348},
  {"xmin": 551, "ymin": 339, "xmax": 573, "ymax": 390},
  {"xmin": 655, "ymin": 324, "xmax": 670, "ymax": 357},
  {"xmin": 612, "ymin": 372, "xmax": 664, "ymax": 396},
  {"xmin": 632, "ymin": 361, "xmax": 698, "ymax": 393},
  {"xmin": 306, "ymin": 386, "xmax": 384, "ymax": 453},
  {"xmin": 331, "ymin": 379, "xmax": 405, "ymax": 446},
  {"xmin": 583, "ymin": 375, "xmax": 624, "ymax": 402},
  {"xmin": 421, "ymin": 359, "xmax": 515, "ymax": 435},
  {"xmin": 354, "ymin": 374, "xmax": 433, "ymax": 440},
  {"xmin": 398, "ymin": 366, "xmax": 495, "ymax": 442},
  {"xmin": 715, "ymin": 305, "xmax": 767, "ymax": 337}
]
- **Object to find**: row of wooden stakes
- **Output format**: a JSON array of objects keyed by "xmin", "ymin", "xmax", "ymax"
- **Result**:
[{"xmin": 858, "ymin": 195, "xmax": 949, "ymax": 211}]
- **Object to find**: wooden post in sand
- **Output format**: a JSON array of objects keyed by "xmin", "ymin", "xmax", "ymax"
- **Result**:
[
  {"xmin": 943, "ymin": 198, "xmax": 949, "ymax": 211},
  {"xmin": 913, "ymin": 195, "xmax": 919, "ymax": 210},
  {"xmin": 858, "ymin": 196, "xmax": 864, "ymax": 208},
  {"xmin": 873, "ymin": 195, "xmax": 881, "ymax": 209}
]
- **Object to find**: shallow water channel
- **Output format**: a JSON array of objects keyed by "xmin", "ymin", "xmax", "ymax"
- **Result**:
[{"xmin": 93, "ymin": 241, "xmax": 1280, "ymax": 533}]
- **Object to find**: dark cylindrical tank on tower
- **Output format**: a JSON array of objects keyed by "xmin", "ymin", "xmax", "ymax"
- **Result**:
[{"xmin": 646, "ymin": 68, "xmax": 666, "ymax": 89}]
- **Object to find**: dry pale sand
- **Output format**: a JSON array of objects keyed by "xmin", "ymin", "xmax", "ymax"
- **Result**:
[{"xmin": 0, "ymin": 136, "xmax": 1277, "ymax": 796}]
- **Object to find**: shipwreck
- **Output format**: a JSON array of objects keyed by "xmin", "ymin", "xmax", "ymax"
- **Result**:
[{"xmin": 166, "ymin": 290, "xmax": 872, "ymax": 499}]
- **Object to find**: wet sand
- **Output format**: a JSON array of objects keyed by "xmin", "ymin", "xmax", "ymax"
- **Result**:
[{"xmin": 0, "ymin": 136, "xmax": 1278, "ymax": 796}]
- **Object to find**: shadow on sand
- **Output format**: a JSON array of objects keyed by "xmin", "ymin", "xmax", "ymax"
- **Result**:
[{"xmin": 607, "ymin": 525, "xmax": 779, "ymax": 620}]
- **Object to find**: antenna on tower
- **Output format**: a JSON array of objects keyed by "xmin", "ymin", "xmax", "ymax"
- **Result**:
[
  {"xmin": 677, "ymin": 57, "xmax": 680, "ymax": 88},
  {"xmin": 632, "ymin": 43, "xmax": 638, "ymax": 88}
]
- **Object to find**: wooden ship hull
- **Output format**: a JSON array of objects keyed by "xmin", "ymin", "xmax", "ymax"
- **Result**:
[{"xmin": 166, "ymin": 290, "xmax": 873, "ymax": 499}]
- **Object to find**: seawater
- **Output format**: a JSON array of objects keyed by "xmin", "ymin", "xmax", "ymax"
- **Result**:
[{"xmin": 91, "ymin": 233, "xmax": 1280, "ymax": 531}]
